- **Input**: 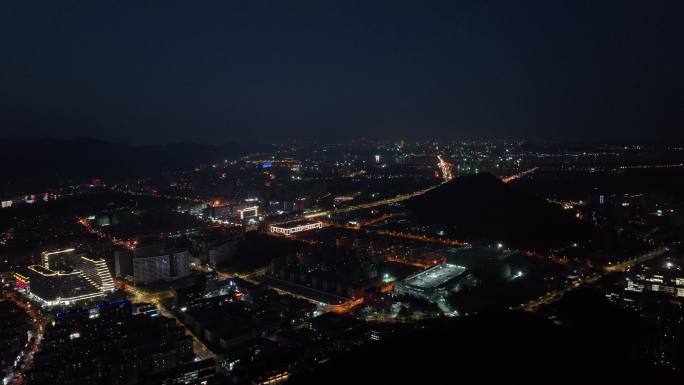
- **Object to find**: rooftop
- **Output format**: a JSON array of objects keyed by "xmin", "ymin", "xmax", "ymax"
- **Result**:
[{"xmin": 402, "ymin": 264, "xmax": 467, "ymax": 290}]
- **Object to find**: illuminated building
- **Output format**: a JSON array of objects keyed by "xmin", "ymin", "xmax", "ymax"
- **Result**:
[
  {"xmin": 14, "ymin": 248, "xmax": 115, "ymax": 307},
  {"xmin": 73, "ymin": 256, "xmax": 116, "ymax": 292},
  {"xmin": 394, "ymin": 263, "xmax": 471, "ymax": 302},
  {"xmin": 625, "ymin": 268, "xmax": 684, "ymax": 298},
  {"xmin": 237, "ymin": 205, "xmax": 259, "ymax": 220},
  {"xmin": 132, "ymin": 302, "xmax": 159, "ymax": 316},
  {"xmin": 205, "ymin": 203, "xmax": 232, "ymax": 219},
  {"xmin": 270, "ymin": 220, "xmax": 323, "ymax": 236},
  {"xmin": 150, "ymin": 358, "xmax": 216, "ymax": 384},
  {"xmin": 16, "ymin": 265, "xmax": 104, "ymax": 307},
  {"xmin": 41, "ymin": 248, "xmax": 76, "ymax": 271}
]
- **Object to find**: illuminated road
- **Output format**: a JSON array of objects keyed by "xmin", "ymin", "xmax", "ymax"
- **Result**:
[
  {"xmin": 603, "ymin": 247, "xmax": 668, "ymax": 273},
  {"xmin": 77, "ymin": 217, "xmax": 137, "ymax": 250},
  {"xmin": 304, "ymin": 156, "xmax": 454, "ymax": 219},
  {"xmin": 517, "ymin": 273, "xmax": 602, "ymax": 312},
  {"xmin": 501, "ymin": 166, "xmax": 539, "ymax": 183},
  {"xmin": 304, "ymin": 186, "xmax": 438, "ymax": 219},
  {"xmin": 437, "ymin": 154, "xmax": 453, "ymax": 183}
]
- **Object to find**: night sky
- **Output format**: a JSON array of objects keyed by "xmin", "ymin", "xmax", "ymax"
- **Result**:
[{"xmin": 1, "ymin": 0, "xmax": 682, "ymax": 144}]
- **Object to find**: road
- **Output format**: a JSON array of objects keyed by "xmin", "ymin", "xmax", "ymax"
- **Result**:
[
  {"xmin": 1, "ymin": 293, "xmax": 47, "ymax": 385},
  {"xmin": 603, "ymin": 247, "xmax": 668, "ymax": 273},
  {"xmin": 517, "ymin": 273, "xmax": 602, "ymax": 312},
  {"xmin": 437, "ymin": 154, "xmax": 453, "ymax": 183},
  {"xmin": 501, "ymin": 166, "xmax": 539, "ymax": 183},
  {"xmin": 77, "ymin": 217, "xmax": 137, "ymax": 250},
  {"xmin": 303, "ymin": 186, "xmax": 439, "ymax": 219}
]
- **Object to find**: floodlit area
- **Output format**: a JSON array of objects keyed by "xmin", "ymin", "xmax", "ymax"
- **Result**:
[
  {"xmin": 395, "ymin": 263, "xmax": 471, "ymax": 302},
  {"xmin": 403, "ymin": 264, "xmax": 467, "ymax": 289}
]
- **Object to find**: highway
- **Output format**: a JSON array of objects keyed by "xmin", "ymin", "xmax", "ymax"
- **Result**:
[
  {"xmin": 303, "ymin": 186, "xmax": 438, "ymax": 219},
  {"xmin": 303, "ymin": 155, "xmax": 454, "ymax": 219}
]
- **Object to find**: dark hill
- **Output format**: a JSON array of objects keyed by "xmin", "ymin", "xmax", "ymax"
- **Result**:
[{"xmin": 405, "ymin": 173, "xmax": 597, "ymax": 251}]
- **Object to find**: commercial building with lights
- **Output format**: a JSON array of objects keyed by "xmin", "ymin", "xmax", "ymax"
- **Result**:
[
  {"xmin": 14, "ymin": 248, "xmax": 115, "ymax": 307},
  {"xmin": 270, "ymin": 220, "xmax": 323, "ymax": 236},
  {"xmin": 625, "ymin": 266, "xmax": 684, "ymax": 298}
]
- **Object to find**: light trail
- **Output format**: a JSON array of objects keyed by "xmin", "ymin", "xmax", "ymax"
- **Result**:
[
  {"xmin": 501, "ymin": 166, "xmax": 539, "ymax": 183},
  {"xmin": 436, "ymin": 154, "xmax": 453, "ymax": 183}
]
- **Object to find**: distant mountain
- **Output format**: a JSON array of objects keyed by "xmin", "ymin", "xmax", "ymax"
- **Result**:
[
  {"xmin": 405, "ymin": 173, "xmax": 599, "ymax": 251},
  {"xmin": 0, "ymin": 137, "xmax": 275, "ymax": 195}
]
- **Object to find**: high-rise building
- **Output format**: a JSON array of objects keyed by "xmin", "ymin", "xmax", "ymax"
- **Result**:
[
  {"xmin": 114, "ymin": 249, "xmax": 133, "ymax": 277},
  {"xmin": 133, "ymin": 254, "xmax": 171, "ymax": 285},
  {"xmin": 126, "ymin": 247, "xmax": 192, "ymax": 285}
]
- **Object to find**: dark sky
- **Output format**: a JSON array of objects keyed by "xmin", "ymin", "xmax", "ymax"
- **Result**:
[{"xmin": 1, "ymin": 0, "xmax": 682, "ymax": 144}]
